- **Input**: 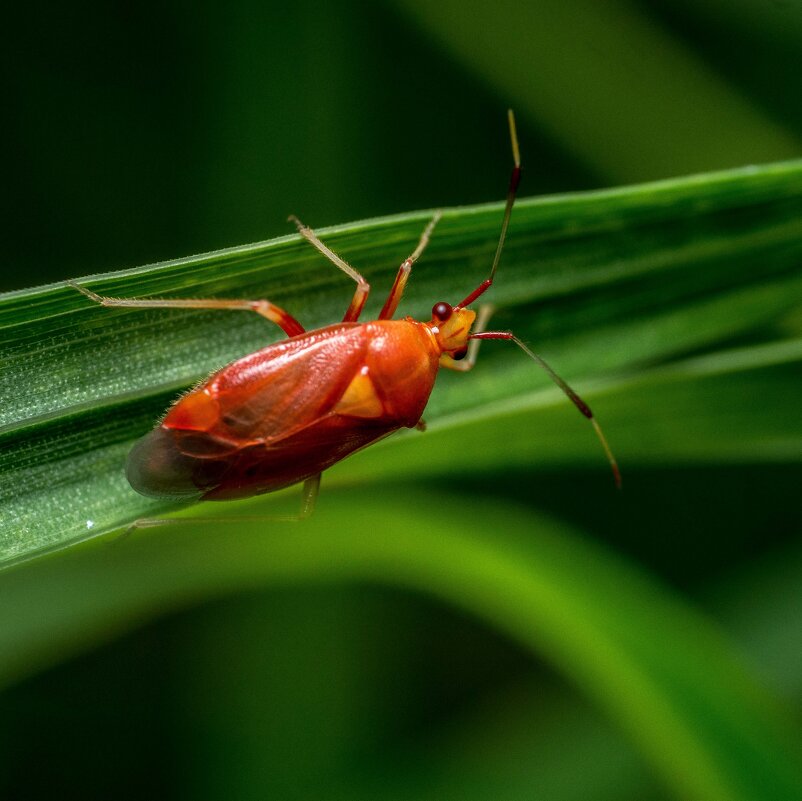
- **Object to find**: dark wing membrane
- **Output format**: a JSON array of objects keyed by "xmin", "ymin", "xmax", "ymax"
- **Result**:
[{"xmin": 126, "ymin": 427, "xmax": 210, "ymax": 500}]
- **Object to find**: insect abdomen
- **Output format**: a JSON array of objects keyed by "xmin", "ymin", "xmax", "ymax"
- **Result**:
[{"xmin": 126, "ymin": 415, "xmax": 398, "ymax": 501}]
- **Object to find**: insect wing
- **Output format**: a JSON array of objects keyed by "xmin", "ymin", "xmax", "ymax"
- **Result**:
[
  {"xmin": 127, "ymin": 324, "xmax": 392, "ymax": 500},
  {"xmin": 182, "ymin": 323, "xmax": 370, "ymax": 441}
]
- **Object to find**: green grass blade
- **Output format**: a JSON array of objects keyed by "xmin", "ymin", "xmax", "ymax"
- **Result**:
[{"xmin": 2, "ymin": 160, "xmax": 802, "ymax": 564}]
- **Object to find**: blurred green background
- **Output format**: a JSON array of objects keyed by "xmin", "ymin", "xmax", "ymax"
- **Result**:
[{"xmin": 3, "ymin": 1, "xmax": 802, "ymax": 799}]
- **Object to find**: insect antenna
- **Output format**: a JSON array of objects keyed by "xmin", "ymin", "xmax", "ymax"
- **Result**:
[
  {"xmin": 457, "ymin": 109, "xmax": 522, "ymax": 310},
  {"xmin": 471, "ymin": 331, "xmax": 621, "ymax": 488}
]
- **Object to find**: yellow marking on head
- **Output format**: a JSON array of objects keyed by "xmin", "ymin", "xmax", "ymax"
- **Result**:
[{"xmin": 430, "ymin": 308, "xmax": 476, "ymax": 353}]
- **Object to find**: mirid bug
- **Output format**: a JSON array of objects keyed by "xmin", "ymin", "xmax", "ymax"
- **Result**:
[{"xmin": 73, "ymin": 111, "xmax": 619, "ymax": 521}]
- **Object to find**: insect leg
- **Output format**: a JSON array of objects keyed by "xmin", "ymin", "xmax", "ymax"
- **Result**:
[
  {"xmin": 299, "ymin": 472, "xmax": 321, "ymax": 518},
  {"xmin": 122, "ymin": 474, "xmax": 323, "ymax": 532},
  {"xmin": 69, "ymin": 282, "xmax": 305, "ymax": 337},
  {"xmin": 288, "ymin": 215, "xmax": 370, "ymax": 322},
  {"xmin": 379, "ymin": 212, "xmax": 442, "ymax": 320}
]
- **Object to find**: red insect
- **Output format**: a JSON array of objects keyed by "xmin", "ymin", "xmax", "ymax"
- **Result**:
[{"xmin": 73, "ymin": 111, "xmax": 619, "ymax": 519}]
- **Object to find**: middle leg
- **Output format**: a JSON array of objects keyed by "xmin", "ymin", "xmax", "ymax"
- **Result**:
[{"xmin": 289, "ymin": 216, "xmax": 370, "ymax": 322}]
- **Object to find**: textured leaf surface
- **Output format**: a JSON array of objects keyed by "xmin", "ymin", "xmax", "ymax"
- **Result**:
[{"xmin": 2, "ymin": 160, "xmax": 802, "ymax": 564}]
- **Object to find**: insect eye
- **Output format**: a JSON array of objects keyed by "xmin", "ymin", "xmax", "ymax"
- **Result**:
[
  {"xmin": 452, "ymin": 347, "xmax": 468, "ymax": 361},
  {"xmin": 432, "ymin": 302, "xmax": 452, "ymax": 321}
]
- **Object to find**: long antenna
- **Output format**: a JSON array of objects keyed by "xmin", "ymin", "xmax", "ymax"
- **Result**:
[
  {"xmin": 490, "ymin": 109, "xmax": 522, "ymax": 283},
  {"xmin": 457, "ymin": 109, "xmax": 522, "ymax": 309},
  {"xmin": 471, "ymin": 331, "xmax": 622, "ymax": 488}
]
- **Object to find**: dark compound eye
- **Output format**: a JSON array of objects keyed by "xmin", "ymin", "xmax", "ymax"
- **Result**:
[
  {"xmin": 452, "ymin": 347, "xmax": 468, "ymax": 361},
  {"xmin": 432, "ymin": 302, "xmax": 452, "ymax": 321}
]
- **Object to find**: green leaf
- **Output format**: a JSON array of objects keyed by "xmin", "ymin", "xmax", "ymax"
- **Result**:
[{"xmin": 2, "ymin": 160, "xmax": 802, "ymax": 565}]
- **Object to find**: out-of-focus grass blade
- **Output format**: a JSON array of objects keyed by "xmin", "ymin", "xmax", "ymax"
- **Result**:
[
  {"xmin": 710, "ymin": 542, "xmax": 802, "ymax": 703},
  {"xmin": 0, "ymin": 490, "xmax": 799, "ymax": 801},
  {"xmin": 393, "ymin": 0, "xmax": 802, "ymax": 181},
  {"xmin": 2, "ymin": 161, "xmax": 802, "ymax": 564}
]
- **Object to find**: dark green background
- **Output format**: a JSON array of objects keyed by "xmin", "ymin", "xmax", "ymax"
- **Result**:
[{"xmin": 3, "ymin": 2, "xmax": 802, "ymax": 799}]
